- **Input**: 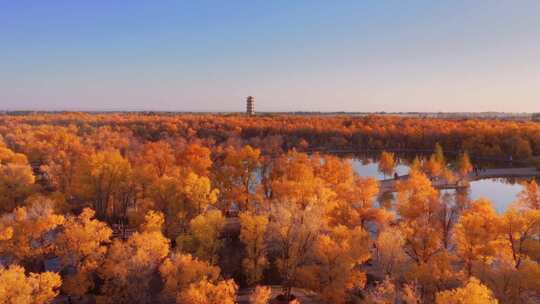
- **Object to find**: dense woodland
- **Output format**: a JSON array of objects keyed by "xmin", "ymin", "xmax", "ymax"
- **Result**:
[
  {"xmin": 1, "ymin": 113, "xmax": 540, "ymax": 160},
  {"xmin": 0, "ymin": 113, "xmax": 539, "ymax": 304}
]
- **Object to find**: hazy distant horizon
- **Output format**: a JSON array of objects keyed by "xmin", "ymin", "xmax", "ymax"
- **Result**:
[
  {"xmin": 1, "ymin": 109, "xmax": 537, "ymax": 116},
  {"xmin": 0, "ymin": 100, "xmax": 539, "ymax": 114},
  {"xmin": 2, "ymin": 1, "xmax": 540, "ymax": 112}
]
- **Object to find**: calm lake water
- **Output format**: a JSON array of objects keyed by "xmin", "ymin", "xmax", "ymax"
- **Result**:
[
  {"xmin": 350, "ymin": 158, "xmax": 527, "ymax": 212},
  {"xmin": 351, "ymin": 158, "xmax": 409, "ymax": 180},
  {"xmin": 468, "ymin": 179, "xmax": 524, "ymax": 212}
]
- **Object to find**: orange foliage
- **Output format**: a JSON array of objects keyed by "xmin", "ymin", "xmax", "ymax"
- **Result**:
[{"xmin": 0, "ymin": 114, "xmax": 539, "ymax": 303}]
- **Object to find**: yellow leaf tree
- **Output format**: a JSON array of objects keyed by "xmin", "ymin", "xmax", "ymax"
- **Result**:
[
  {"xmin": 374, "ymin": 226, "xmax": 408, "ymax": 278},
  {"xmin": 0, "ymin": 145, "xmax": 36, "ymax": 213},
  {"xmin": 98, "ymin": 211, "xmax": 170, "ymax": 304},
  {"xmin": 301, "ymin": 225, "xmax": 371, "ymax": 303},
  {"xmin": 436, "ymin": 277, "xmax": 498, "ymax": 304},
  {"xmin": 499, "ymin": 207, "xmax": 540, "ymax": 268},
  {"xmin": 396, "ymin": 170, "xmax": 442, "ymax": 265},
  {"xmin": 215, "ymin": 145, "xmax": 261, "ymax": 211},
  {"xmin": 149, "ymin": 172, "xmax": 218, "ymax": 238},
  {"xmin": 270, "ymin": 151, "xmax": 336, "ymax": 211},
  {"xmin": 176, "ymin": 143, "xmax": 213, "ymax": 177},
  {"xmin": 422, "ymin": 144, "xmax": 447, "ymax": 180},
  {"xmin": 76, "ymin": 150, "xmax": 132, "ymax": 219},
  {"xmin": 55, "ymin": 208, "xmax": 112, "ymax": 296},
  {"xmin": 268, "ymin": 202, "xmax": 324, "ymax": 299},
  {"xmin": 177, "ymin": 210, "xmax": 225, "ymax": 265},
  {"xmin": 239, "ymin": 211, "xmax": 269, "ymax": 285},
  {"xmin": 424, "ymin": 155, "xmax": 444, "ymax": 180},
  {"xmin": 0, "ymin": 264, "xmax": 62, "ymax": 304},
  {"xmin": 329, "ymin": 175, "xmax": 383, "ymax": 229},
  {"xmin": 139, "ymin": 141, "xmax": 176, "ymax": 178},
  {"xmin": 454, "ymin": 199, "xmax": 501, "ymax": 277},
  {"xmin": 159, "ymin": 252, "xmax": 221, "ymax": 302},
  {"xmin": 177, "ymin": 278, "xmax": 238, "ymax": 304},
  {"xmin": 456, "ymin": 151, "xmax": 473, "ymax": 179},
  {"xmin": 148, "ymin": 175, "xmax": 185, "ymax": 236},
  {"xmin": 182, "ymin": 172, "xmax": 219, "ymax": 217},
  {"xmin": 0, "ymin": 199, "xmax": 64, "ymax": 266},
  {"xmin": 378, "ymin": 151, "xmax": 396, "ymax": 178},
  {"xmin": 38, "ymin": 130, "xmax": 85, "ymax": 198},
  {"xmin": 518, "ymin": 180, "xmax": 540, "ymax": 210}
]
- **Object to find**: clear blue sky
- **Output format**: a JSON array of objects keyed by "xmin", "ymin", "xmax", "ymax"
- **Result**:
[{"xmin": 1, "ymin": 1, "xmax": 539, "ymax": 112}]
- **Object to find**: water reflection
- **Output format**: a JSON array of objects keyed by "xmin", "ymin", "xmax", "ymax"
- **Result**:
[
  {"xmin": 349, "ymin": 157, "xmax": 529, "ymax": 212},
  {"xmin": 469, "ymin": 178, "xmax": 525, "ymax": 212},
  {"xmin": 351, "ymin": 158, "xmax": 409, "ymax": 180}
]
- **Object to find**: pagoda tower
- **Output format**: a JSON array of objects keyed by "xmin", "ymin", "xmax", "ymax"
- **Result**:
[{"xmin": 246, "ymin": 96, "xmax": 255, "ymax": 116}]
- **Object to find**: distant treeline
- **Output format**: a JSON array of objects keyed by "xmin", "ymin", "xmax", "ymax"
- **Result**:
[{"xmin": 1, "ymin": 113, "xmax": 539, "ymax": 161}]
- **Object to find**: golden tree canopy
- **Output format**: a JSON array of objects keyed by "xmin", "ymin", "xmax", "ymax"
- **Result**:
[
  {"xmin": 436, "ymin": 277, "xmax": 498, "ymax": 304},
  {"xmin": 0, "ymin": 265, "xmax": 62, "ymax": 304}
]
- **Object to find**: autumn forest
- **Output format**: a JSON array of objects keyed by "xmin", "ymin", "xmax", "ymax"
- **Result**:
[{"xmin": 1, "ymin": 113, "xmax": 540, "ymax": 304}]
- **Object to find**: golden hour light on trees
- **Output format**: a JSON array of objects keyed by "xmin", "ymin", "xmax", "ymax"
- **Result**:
[
  {"xmin": 98, "ymin": 211, "xmax": 170, "ymax": 303},
  {"xmin": 177, "ymin": 210, "xmax": 226, "ymax": 265},
  {"xmin": 54, "ymin": 208, "xmax": 112, "ymax": 296},
  {"xmin": 0, "ymin": 113, "xmax": 539, "ymax": 303},
  {"xmin": 239, "ymin": 211, "xmax": 269, "ymax": 285},
  {"xmin": 0, "ymin": 144, "xmax": 36, "ymax": 213},
  {"xmin": 436, "ymin": 277, "xmax": 498, "ymax": 304},
  {"xmin": 0, "ymin": 264, "xmax": 62, "ymax": 304},
  {"xmin": 301, "ymin": 225, "xmax": 371, "ymax": 303},
  {"xmin": 159, "ymin": 252, "xmax": 221, "ymax": 302},
  {"xmin": 378, "ymin": 151, "xmax": 396, "ymax": 178},
  {"xmin": 0, "ymin": 199, "xmax": 64, "ymax": 265},
  {"xmin": 454, "ymin": 199, "xmax": 501, "ymax": 277},
  {"xmin": 177, "ymin": 278, "xmax": 238, "ymax": 304}
]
